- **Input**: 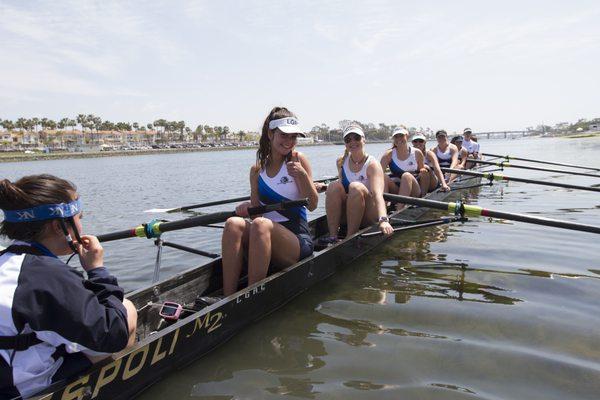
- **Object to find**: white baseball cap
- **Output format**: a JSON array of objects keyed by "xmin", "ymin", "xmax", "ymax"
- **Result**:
[
  {"xmin": 269, "ymin": 117, "xmax": 306, "ymax": 137},
  {"xmin": 463, "ymin": 127, "xmax": 472, "ymax": 134},
  {"xmin": 343, "ymin": 125, "xmax": 365, "ymax": 138},
  {"xmin": 411, "ymin": 133, "xmax": 426, "ymax": 141},
  {"xmin": 392, "ymin": 128, "xmax": 409, "ymax": 137}
]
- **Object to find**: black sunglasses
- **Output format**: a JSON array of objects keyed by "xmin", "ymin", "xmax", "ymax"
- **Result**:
[
  {"xmin": 344, "ymin": 134, "xmax": 362, "ymax": 144},
  {"xmin": 412, "ymin": 139, "xmax": 425, "ymax": 144}
]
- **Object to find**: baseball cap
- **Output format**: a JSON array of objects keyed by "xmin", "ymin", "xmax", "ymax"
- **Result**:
[
  {"xmin": 435, "ymin": 130, "xmax": 448, "ymax": 137},
  {"xmin": 463, "ymin": 127, "xmax": 472, "ymax": 134}
]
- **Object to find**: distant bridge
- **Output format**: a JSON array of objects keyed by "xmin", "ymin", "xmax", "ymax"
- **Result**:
[{"xmin": 475, "ymin": 131, "xmax": 536, "ymax": 139}]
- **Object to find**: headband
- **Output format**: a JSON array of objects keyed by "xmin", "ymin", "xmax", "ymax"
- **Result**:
[{"xmin": 2, "ymin": 198, "xmax": 82, "ymax": 223}]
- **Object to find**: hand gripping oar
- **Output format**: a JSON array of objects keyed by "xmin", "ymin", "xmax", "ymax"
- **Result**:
[
  {"xmin": 441, "ymin": 168, "xmax": 600, "ymax": 193},
  {"xmin": 467, "ymin": 159, "xmax": 600, "ymax": 178},
  {"xmin": 383, "ymin": 193, "xmax": 600, "ymax": 234},
  {"xmin": 144, "ymin": 177, "xmax": 337, "ymax": 213},
  {"xmin": 98, "ymin": 199, "xmax": 309, "ymax": 242},
  {"xmin": 482, "ymin": 153, "xmax": 600, "ymax": 172}
]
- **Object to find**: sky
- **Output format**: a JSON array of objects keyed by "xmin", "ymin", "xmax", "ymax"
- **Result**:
[{"xmin": 1, "ymin": 0, "xmax": 599, "ymax": 133}]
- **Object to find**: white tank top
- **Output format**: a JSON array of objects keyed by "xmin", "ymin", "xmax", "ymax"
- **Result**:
[
  {"xmin": 463, "ymin": 139, "xmax": 480, "ymax": 155},
  {"xmin": 258, "ymin": 162, "xmax": 305, "ymax": 224},
  {"xmin": 389, "ymin": 147, "xmax": 417, "ymax": 177},
  {"xmin": 435, "ymin": 146, "xmax": 452, "ymax": 167},
  {"xmin": 341, "ymin": 154, "xmax": 375, "ymax": 191}
]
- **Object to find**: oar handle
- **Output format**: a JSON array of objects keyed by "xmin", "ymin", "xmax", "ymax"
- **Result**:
[{"xmin": 97, "ymin": 199, "xmax": 309, "ymax": 243}]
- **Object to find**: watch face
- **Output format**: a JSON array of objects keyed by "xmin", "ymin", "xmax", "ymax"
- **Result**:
[{"xmin": 161, "ymin": 305, "xmax": 179, "ymax": 317}]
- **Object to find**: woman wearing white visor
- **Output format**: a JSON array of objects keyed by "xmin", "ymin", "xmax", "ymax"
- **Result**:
[
  {"xmin": 411, "ymin": 133, "xmax": 450, "ymax": 193},
  {"xmin": 221, "ymin": 107, "xmax": 319, "ymax": 296},
  {"xmin": 319, "ymin": 125, "xmax": 393, "ymax": 245},
  {"xmin": 380, "ymin": 127, "xmax": 427, "ymax": 200}
]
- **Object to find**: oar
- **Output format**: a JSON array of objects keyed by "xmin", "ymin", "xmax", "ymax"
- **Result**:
[
  {"xmin": 468, "ymin": 159, "xmax": 600, "ymax": 178},
  {"xmin": 98, "ymin": 199, "xmax": 308, "ymax": 242},
  {"xmin": 482, "ymin": 152, "xmax": 600, "ymax": 172},
  {"xmin": 441, "ymin": 168, "xmax": 600, "ymax": 193},
  {"xmin": 383, "ymin": 193, "xmax": 600, "ymax": 234},
  {"xmin": 144, "ymin": 176, "xmax": 337, "ymax": 213}
]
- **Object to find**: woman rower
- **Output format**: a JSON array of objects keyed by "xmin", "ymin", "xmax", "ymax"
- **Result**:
[
  {"xmin": 380, "ymin": 127, "xmax": 428, "ymax": 197},
  {"xmin": 432, "ymin": 129, "xmax": 462, "ymax": 181},
  {"xmin": 319, "ymin": 125, "xmax": 393, "ymax": 244},
  {"xmin": 451, "ymin": 135, "xmax": 468, "ymax": 169},
  {"xmin": 0, "ymin": 174, "xmax": 137, "ymax": 399},
  {"xmin": 221, "ymin": 107, "xmax": 318, "ymax": 296},
  {"xmin": 410, "ymin": 132, "xmax": 450, "ymax": 192}
]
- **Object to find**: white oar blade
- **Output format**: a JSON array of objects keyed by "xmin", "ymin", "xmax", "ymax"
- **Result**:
[{"xmin": 144, "ymin": 207, "xmax": 177, "ymax": 213}]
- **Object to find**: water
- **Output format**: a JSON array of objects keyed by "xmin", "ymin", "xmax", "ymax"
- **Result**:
[{"xmin": 1, "ymin": 137, "xmax": 600, "ymax": 399}]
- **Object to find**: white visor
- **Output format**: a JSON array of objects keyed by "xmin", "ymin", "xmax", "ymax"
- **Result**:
[
  {"xmin": 343, "ymin": 126, "xmax": 365, "ymax": 138},
  {"xmin": 392, "ymin": 128, "xmax": 409, "ymax": 137},
  {"xmin": 411, "ymin": 133, "xmax": 426, "ymax": 141},
  {"xmin": 463, "ymin": 128, "xmax": 472, "ymax": 134},
  {"xmin": 269, "ymin": 117, "xmax": 306, "ymax": 137}
]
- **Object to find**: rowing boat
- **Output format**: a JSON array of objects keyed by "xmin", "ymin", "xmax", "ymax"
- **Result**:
[{"xmin": 36, "ymin": 173, "xmax": 483, "ymax": 400}]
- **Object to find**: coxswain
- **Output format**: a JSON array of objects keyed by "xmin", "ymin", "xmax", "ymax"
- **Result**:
[
  {"xmin": 431, "ymin": 129, "xmax": 462, "ymax": 181},
  {"xmin": 0, "ymin": 174, "xmax": 137, "ymax": 399},
  {"xmin": 221, "ymin": 107, "xmax": 319, "ymax": 296},
  {"xmin": 410, "ymin": 133, "xmax": 450, "ymax": 192},
  {"xmin": 380, "ymin": 127, "xmax": 428, "ymax": 197},
  {"xmin": 318, "ymin": 125, "xmax": 393, "ymax": 244}
]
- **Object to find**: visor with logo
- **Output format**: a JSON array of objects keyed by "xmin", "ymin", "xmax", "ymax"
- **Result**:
[{"xmin": 269, "ymin": 117, "xmax": 306, "ymax": 137}]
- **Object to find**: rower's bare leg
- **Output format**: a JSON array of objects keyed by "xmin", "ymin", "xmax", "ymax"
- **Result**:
[
  {"xmin": 383, "ymin": 175, "xmax": 398, "ymax": 194},
  {"xmin": 396, "ymin": 174, "xmax": 420, "ymax": 211},
  {"xmin": 346, "ymin": 182, "xmax": 368, "ymax": 237},
  {"xmin": 325, "ymin": 181, "xmax": 346, "ymax": 238},
  {"xmin": 418, "ymin": 172, "xmax": 430, "ymax": 197},
  {"xmin": 246, "ymin": 218, "xmax": 301, "ymax": 285},
  {"xmin": 222, "ymin": 217, "xmax": 250, "ymax": 296},
  {"xmin": 362, "ymin": 191, "xmax": 379, "ymax": 226},
  {"xmin": 428, "ymin": 170, "xmax": 438, "ymax": 192}
]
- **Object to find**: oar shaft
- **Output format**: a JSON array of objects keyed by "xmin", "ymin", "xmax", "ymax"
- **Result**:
[
  {"xmin": 441, "ymin": 168, "xmax": 600, "ymax": 193},
  {"xmin": 383, "ymin": 193, "xmax": 600, "ymax": 234},
  {"xmin": 482, "ymin": 152, "xmax": 600, "ymax": 172},
  {"xmin": 177, "ymin": 196, "xmax": 250, "ymax": 213},
  {"xmin": 468, "ymin": 159, "xmax": 600, "ymax": 178},
  {"xmin": 98, "ymin": 199, "xmax": 309, "ymax": 242}
]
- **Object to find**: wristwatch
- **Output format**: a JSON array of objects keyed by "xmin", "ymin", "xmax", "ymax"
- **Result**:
[{"xmin": 378, "ymin": 216, "xmax": 389, "ymax": 223}]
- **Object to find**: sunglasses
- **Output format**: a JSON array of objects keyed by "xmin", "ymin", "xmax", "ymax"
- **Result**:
[
  {"xmin": 344, "ymin": 134, "xmax": 362, "ymax": 144},
  {"xmin": 412, "ymin": 139, "xmax": 425, "ymax": 144}
]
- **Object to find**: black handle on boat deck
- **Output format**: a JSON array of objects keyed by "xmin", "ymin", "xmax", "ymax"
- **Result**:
[
  {"xmin": 97, "ymin": 199, "xmax": 309, "ymax": 242},
  {"xmin": 383, "ymin": 193, "xmax": 600, "ymax": 234}
]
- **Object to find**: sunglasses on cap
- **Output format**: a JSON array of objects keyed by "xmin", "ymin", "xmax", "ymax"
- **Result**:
[{"xmin": 344, "ymin": 133, "xmax": 362, "ymax": 144}]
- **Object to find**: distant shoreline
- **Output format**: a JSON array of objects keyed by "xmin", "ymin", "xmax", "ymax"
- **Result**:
[{"xmin": 0, "ymin": 142, "xmax": 338, "ymax": 164}]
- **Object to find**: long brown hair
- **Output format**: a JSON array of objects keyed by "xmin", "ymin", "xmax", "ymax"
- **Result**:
[
  {"xmin": 256, "ymin": 107, "xmax": 297, "ymax": 169},
  {"xmin": 0, "ymin": 174, "xmax": 76, "ymax": 241}
]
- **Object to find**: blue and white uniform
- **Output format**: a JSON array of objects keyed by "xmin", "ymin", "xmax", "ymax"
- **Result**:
[
  {"xmin": 257, "ymin": 161, "xmax": 313, "ymax": 259},
  {"xmin": 341, "ymin": 155, "xmax": 376, "ymax": 192},
  {"xmin": 435, "ymin": 146, "xmax": 452, "ymax": 168},
  {"xmin": 389, "ymin": 147, "xmax": 418, "ymax": 178},
  {"xmin": 0, "ymin": 242, "xmax": 129, "ymax": 399}
]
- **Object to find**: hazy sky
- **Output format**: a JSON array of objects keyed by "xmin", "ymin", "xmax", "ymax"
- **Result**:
[{"xmin": 1, "ymin": 0, "xmax": 599, "ymax": 133}]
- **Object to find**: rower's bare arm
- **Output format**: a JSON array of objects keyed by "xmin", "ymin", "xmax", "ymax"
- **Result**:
[
  {"xmin": 429, "ymin": 151, "xmax": 449, "ymax": 189},
  {"xmin": 296, "ymin": 152, "xmax": 319, "ymax": 211},
  {"xmin": 415, "ymin": 149, "xmax": 426, "ymax": 172},
  {"xmin": 367, "ymin": 162, "xmax": 393, "ymax": 235},
  {"xmin": 450, "ymin": 144, "xmax": 460, "ymax": 169},
  {"xmin": 236, "ymin": 165, "xmax": 261, "ymax": 218},
  {"xmin": 380, "ymin": 150, "xmax": 392, "ymax": 171}
]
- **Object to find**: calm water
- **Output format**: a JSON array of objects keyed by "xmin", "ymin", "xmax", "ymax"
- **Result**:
[{"xmin": 1, "ymin": 137, "xmax": 600, "ymax": 399}]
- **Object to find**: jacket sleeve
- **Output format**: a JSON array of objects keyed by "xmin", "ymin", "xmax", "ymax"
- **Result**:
[{"xmin": 12, "ymin": 255, "xmax": 130, "ymax": 354}]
